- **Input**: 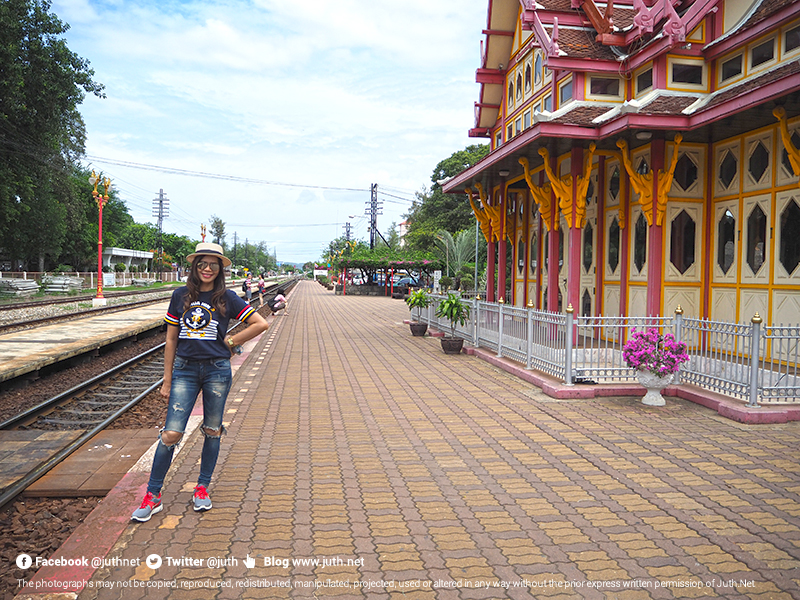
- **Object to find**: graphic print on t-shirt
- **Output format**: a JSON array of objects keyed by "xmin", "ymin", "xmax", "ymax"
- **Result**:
[{"xmin": 179, "ymin": 302, "xmax": 219, "ymax": 340}]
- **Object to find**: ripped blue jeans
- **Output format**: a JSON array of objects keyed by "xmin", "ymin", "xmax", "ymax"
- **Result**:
[{"xmin": 147, "ymin": 356, "xmax": 232, "ymax": 495}]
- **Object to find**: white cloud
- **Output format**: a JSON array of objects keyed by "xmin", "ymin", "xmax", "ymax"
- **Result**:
[{"xmin": 52, "ymin": 0, "xmax": 486, "ymax": 262}]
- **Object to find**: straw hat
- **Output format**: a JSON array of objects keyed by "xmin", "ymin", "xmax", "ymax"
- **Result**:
[{"xmin": 186, "ymin": 242, "xmax": 232, "ymax": 268}]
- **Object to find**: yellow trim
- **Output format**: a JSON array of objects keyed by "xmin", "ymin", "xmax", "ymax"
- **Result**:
[
  {"xmin": 666, "ymin": 55, "xmax": 708, "ymax": 92},
  {"xmin": 783, "ymin": 19, "xmax": 800, "ymax": 59},
  {"xmin": 717, "ymin": 50, "xmax": 745, "ymax": 88},
  {"xmin": 747, "ymin": 33, "xmax": 778, "ymax": 71},
  {"xmin": 687, "ymin": 21, "xmax": 705, "ymax": 44},
  {"xmin": 633, "ymin": 63, "xmax": 654, "ymax": 98},
  {"xmin": 585, "ymin": 75, "xmax": 625, "ymax": 102},
  {"xmin": 557, "ymin": 76, "xmax": 574, "ymax": 109}
]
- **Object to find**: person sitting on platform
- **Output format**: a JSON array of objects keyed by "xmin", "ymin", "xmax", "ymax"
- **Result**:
[
  {"xmin": 267, "ymin": 293, "xmax": 288, "ymax": 315},
  {"xmin": 131, "ymin": 242, "xmax": 268, "ymax": 522}
]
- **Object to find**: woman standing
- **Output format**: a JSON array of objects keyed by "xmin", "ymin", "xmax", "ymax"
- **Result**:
[
  {"xmin": 132, "ymin": 242, "xmax": 268, "ymax": 521},
  {"xmin": 257, "ymin": 275, "xmax": 266, "ymax": 308}
]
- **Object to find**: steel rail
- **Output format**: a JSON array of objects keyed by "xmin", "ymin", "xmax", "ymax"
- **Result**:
[
  {"xmin": 0, "ymin": 344, "xmax": 166, "ymax": 430},
  {"xmin": 0, "ymin": 379, "xmax": 164, "ymax": 510}
]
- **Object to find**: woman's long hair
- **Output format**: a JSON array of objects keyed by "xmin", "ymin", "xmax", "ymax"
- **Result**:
[{"xmin": 183, "ymin": 256, "xmax": 228, "ymax": 316}]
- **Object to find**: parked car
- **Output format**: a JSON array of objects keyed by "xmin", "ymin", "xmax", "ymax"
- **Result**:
[{"xmin": 395, "ymin": 277, "xmax": 419, "ymax": 289}]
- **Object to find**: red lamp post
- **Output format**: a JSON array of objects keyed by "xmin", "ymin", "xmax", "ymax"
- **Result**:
[{"xmin": 89, "ymin": 171, "xmax": 111, "ymax": 307}]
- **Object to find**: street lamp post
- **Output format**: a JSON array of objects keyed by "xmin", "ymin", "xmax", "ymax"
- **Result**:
[{"xmin": 89, "ymin": 171, "xmax": 111, "ymax": 307}]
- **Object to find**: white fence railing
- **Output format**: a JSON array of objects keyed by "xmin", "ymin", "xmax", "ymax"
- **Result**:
[
  {"xmin": 0, "ymin": 271, "xmax": 181, "ymax": 287},
  {"xmin": 416, "ymin": 294, "xmax": 800, "ymax": 407}
]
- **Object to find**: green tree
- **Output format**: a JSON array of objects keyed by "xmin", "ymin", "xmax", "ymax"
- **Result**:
[
  {"xmin": 209, "ymin": 215, "xmax": 226, "ymax": 247},
  {"xmin": 404, "ymin": 144, "xmax": 489, "ymax": 253},
  {"xmin": 0, "ymin": 0, "xmax": 104, "ymax": 269},
  {"xmin": 383, "ymin": 222, "xmax": 402, "ymax": 250}
]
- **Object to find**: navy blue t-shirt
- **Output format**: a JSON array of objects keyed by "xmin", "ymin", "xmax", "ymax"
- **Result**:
[{"xmin": 164, "ymin": 287, "xmax": 256, "ymax": 360}]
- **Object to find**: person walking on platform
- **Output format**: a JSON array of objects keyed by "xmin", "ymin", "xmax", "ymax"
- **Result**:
[
  {"xmin": 242, "ymin": 273, "xmax": 253, "ymax": 303},
  {"xmin": 132, "ymin": 242, "xmax": 268, "ymax": 522},
  {"xmin": 257, "ymin": 275, "xmax": 266, "ymax": 307}
]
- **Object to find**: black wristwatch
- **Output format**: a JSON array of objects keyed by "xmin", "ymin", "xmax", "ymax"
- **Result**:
[{"xmin": 226, "ymin": 337, "xmax": 243, "ymax": 355}]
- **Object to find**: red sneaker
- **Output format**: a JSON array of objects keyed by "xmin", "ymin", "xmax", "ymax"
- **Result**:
[
  {"xmin": 131, "ymin": 492, "xmax": 162, "ymax": 522},
  {"xmin": 193, "ymin": 485, "xmax": 212, "ymax": 511}
]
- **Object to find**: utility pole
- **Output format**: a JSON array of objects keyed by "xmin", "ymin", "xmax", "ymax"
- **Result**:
[
  {"xmin": 366, "ymin": 183, "xmax": 383, "ymax": 249},
  {"xmin": 233, "ymin": 232, "xmax": 238, "ymax": 272},
  {"xmin": 152, "ymin": 189, "xmax": 169, "ymax": 280}
]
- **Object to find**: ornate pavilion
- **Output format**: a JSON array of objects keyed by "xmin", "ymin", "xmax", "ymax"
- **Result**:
[{"xmin": 443, "ymin": 0, "xmax": 800, "ymax": 325}]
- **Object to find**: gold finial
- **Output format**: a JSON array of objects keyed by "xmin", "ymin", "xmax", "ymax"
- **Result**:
[
  {"xmin": 675, "ymin": 305, "xmax": 683, "ymax": 315},
  {"xmin": 752, "ymin": 313, "xmax": 763, "ymax": 324},
  {"xmin": 527, "ymin": 299, "xmax": 534, "ymax": 308},
  {"xmin": 498, "ymin": 297, "xmax": 505, "ymax": 304},
  {"xmin": 566, "ymin": 303, "xmax": 574, "ymax": 314}
]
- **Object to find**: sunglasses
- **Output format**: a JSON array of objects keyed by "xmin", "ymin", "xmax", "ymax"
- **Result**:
[{"xmin": 196, "ymin": 261, "xmax": 220, "ymax": 272}]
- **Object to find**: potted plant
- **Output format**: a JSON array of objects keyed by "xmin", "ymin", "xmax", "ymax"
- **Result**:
[
  {"xmin": 435, "ymin": 292, "xmax": 471, "ymax": 354},
  {"xmin": 623, "ymin": 329, "xmax": 689, "ymax": 406},
  {"xmin": 405, "ymin": 289, "xmax": 432, "ymax": 336}
]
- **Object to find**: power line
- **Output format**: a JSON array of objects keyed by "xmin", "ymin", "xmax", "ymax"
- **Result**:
[{"xmin": 84, "ymin": 155, "xmax": 370, "ymax": 192}]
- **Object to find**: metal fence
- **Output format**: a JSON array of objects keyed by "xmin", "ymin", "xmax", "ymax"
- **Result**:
[{"xmin": 416, "ymin": 294, "xmax": 800, "ymax": 406}]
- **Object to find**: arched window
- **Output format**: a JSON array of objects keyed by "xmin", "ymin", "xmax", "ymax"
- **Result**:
[
  {"xmin": 746, "ymin": 205, "xmax": 767, "ymax": 274},
  {"xmin": 608, "ymin": 218, "xmax": 620, "ymax": 274},
  {"xmin": 780, "ymin": 199, "xmax": 800, "ymax": 275},
  {"xmin": 634, "ymin": 213, "xmax": 647, "ymax": 274},
  {"xmin": 534, "ymin": 53, "xmax": 543, "ymax": 86},
  {"xmin": 717, "ymin": 210, "xmax": 735, "ymax": 274}
]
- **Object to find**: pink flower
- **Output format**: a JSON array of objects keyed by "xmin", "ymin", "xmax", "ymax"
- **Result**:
[{"xmin": 623, "ymin": 329, "xmax": 689, "ymax": 376}]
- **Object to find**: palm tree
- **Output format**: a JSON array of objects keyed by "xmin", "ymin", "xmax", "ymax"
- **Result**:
[{"xmin": 434, "ymin": 226, "xmax": 476, "ymax": 289}]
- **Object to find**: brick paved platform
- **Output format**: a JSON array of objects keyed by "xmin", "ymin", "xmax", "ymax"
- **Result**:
[{"xmin": 18, "ymin": 280, "xmax": 800, "ymax": 599}]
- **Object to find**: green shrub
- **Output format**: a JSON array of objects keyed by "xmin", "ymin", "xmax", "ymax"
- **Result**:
[
  {"xmin": 114, "ymin": 263, "xmax": 126, "ymax": 273},
  {"xmin": 405, "ymin": 289, "xmax": 432, "ymax": 320},
  {"xmin": 439, "ymin": 275, "xmax": 453, "ymax": 290},
  {"xmin": 435, "ymin": 292, "xmax": 471, "ymax": 338}
]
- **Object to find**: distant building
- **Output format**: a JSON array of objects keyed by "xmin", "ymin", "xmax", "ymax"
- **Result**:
[
  {"xmin": 443, "ymin": 0, "xmax": 800, "ymax": 326},
  {"xmin": 103, "ymin": 248, "xmax": 153, "ymax": 271},
  {"xmin": 398, "ymin": 220, "xmax": 409, "ymax": 247}
]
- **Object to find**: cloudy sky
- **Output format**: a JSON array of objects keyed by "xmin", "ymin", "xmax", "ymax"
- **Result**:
[{"xmin": 51, "ymin": 0, "xmax": 487, "ymax": 264}]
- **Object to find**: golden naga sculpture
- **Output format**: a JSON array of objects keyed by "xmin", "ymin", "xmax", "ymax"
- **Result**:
[
  {"xmin": 537, "ymin": 144, "xmax": 596, "ymax": 229},
  {"xmin": 574, "ymin": 143, "xmax": 596, "ymax": 229},
  {"xmin": 538, "ymin": 147, "xmax": 568, "ymax": 229},
  {"xmin": 519, "ymin": 156, "xmax": 554, "ymax": 231},
  {"xmin": 483, "ymin": 197, "xmax": 506, "ymax": 243},
  {"xmin": 774, "ymin": 107, "xmax": 800, "ymax": 184},
  {"xmin": 466, "ymin": 185, "xmax": 492, "ymax": 243},
  {"xmin": 467, "ymin": 182, "xmax": 506, "ymax": 242},
  {"xmin": 616, "ymin": 133, "xmax": 682, "ymax": 226}
]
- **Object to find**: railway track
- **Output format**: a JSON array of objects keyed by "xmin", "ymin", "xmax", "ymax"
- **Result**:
[
  {"xmin": 0, "ymin": 342, "xmax": 166, "ymax": 509},
  {"xmin": 0, "ymin": 294, "xmax": 172, "ymax": 335},
  {"xmin": 0, "ymin": 345, "xmax": 165, "ymax": 431}
]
